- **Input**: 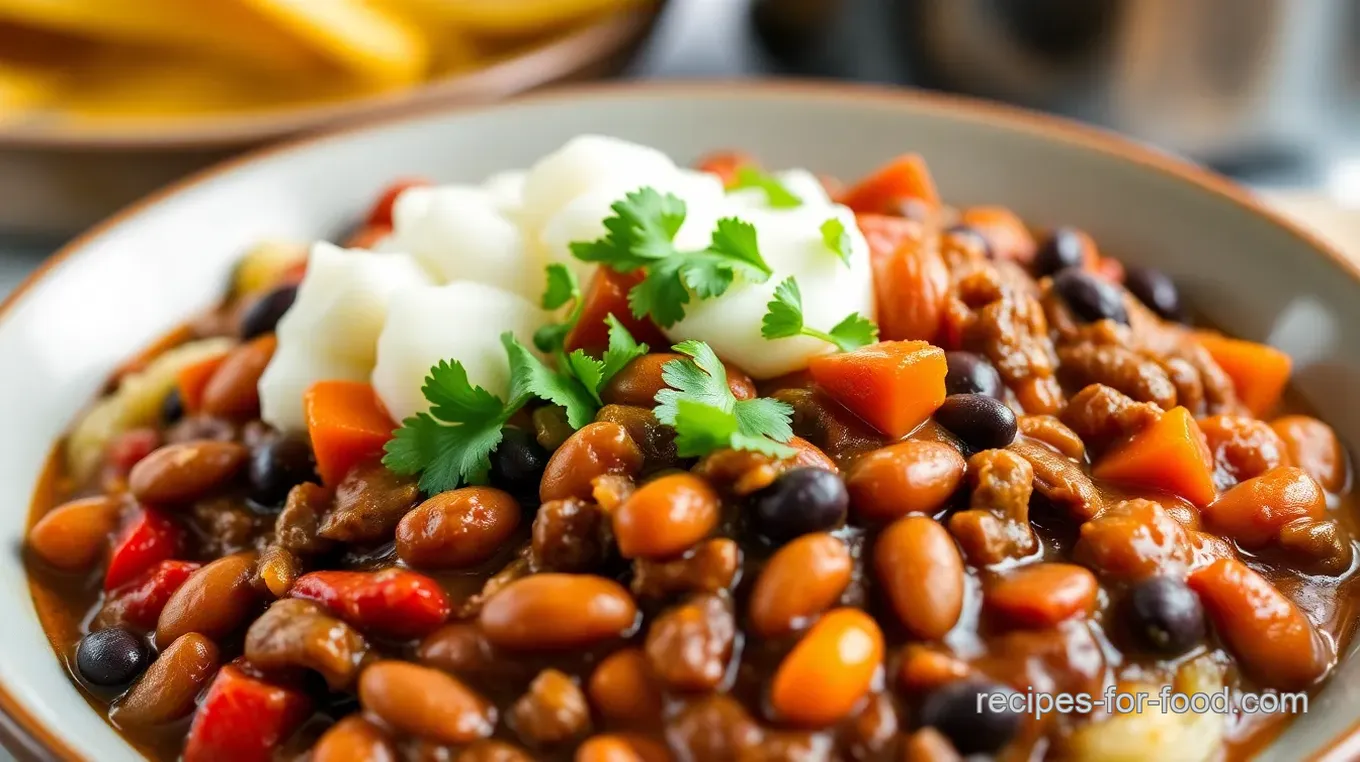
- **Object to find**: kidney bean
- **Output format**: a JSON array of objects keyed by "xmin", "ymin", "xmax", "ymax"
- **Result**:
[
  {"xmin": 95, "ymin": 560, "xmax": 201, "ymax": 632},
  {"xmin": 182, "ymin": 663, "xmax": 311, "ymax": 762},
  {"xmin": 418, "ymin": 623, "xmax": 497, "ymax": 677},
  {"xmin": 846, "ymin": 440, "xmax": 965, "ymax": 522},
  {"xmin": 1201, "ymin": 466, "xmax": 1325, "ymax": 548},
  {"xmin": 632, "ymin": 538, "xmax": 740, "ymax": 600},
  {"xmin": 1272, "ymin": 415, "xmax": 1347, "ymax": 493},
  {"xmin": 771, "ymin": 608, "xmax": 883, "ymax": 727},
  {"xmin": 874, "ymin": 516, "xmax": 965, "ymax": 640},
  {"xmin": 128, "ymin": 440, "xmax": 248, "ymax": 505},
  {"xmin": 588, "ymin": 648, "xmax": 663, "ymax": 726},
  {"xmin": 986, "ymin": 563, "xmax": 1098, "ymax": 629},
  {"xmin": 246, "ymin": 598, "xmax": 368, "ymax": 689},
  {"xmin": 540, "ymin": 422, "xmax": 644, "ymax": 503},
  {"xmin": 396, "ymin": 487, "xmax": 520, "ymax": 569},
  {"xmin": 155, "ymin": 551, "xmax": 259, "ymax": 649},
  {"xmin": 509, "ymin": 669, "xmax": 592, "ymax": 745},
  {"xmin": 577, "ymin": 735, "xmax": 673, "ymax": 762},
  {"xmin": 291, "ymin": 569, "xmax": 450, "ymax": 639},
  {"xmin": 27, "ymin": 495, "xmax": 122, "ymax": 572},
  {"xmin": 603, "ymin": 354, "xmax": 756, "ymax": 408},
  {"xmin": 109, "ymin": 633, "xmax": 220, "ymax": 727},
  {"xmin": 614, "ymin": 473, "xmax": 720, "ymax": 559},
  {"xmin": 1188, "ymin": 558, "xmax": 1331, "ymax": 689},
  {"xmin": 200, "ymin": 335, "xmax": 276, "ymax": 419},
  {"xmin": 896, "ymin": 644, "xmax": 973, "ymax": 693},
  {"xmin": 480, "ymin": 574, "xmax": 638, "ymax": 650},
  {"xmin": 459, "ymin": 740, "xmax": 534, "ymax": 762},
  {"xmin": 644, "ymin": 594, "xmax": 735, "ymax": 692},
  {"xmin": 749, "ymin": 533, "xmax": 851, "ymax": 638},
  {"xmin": 104, "ymin": 508, "xmax": 182, "ymax": 591},
  {"xmin": 1279, "ymin": 517, "xmax": 1354, "ymax": 575},
  {"xmin": 358, "ymin": 660, "xmax": 496, "ymax": 745},
  {"xmin": 312, "ymin": 715, "xmax": 397, "ymax": 762}
]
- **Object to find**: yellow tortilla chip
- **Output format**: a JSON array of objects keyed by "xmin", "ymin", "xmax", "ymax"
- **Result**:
[
  {"xmin": 382, "ymin": 0, "xmax": 646, "ymax": 37},
  {"xmin": 234, "ymin": 0, "xmax": 431, "ymax": 85}
]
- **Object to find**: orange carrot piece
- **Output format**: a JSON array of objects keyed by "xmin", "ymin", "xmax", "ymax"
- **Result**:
[
  {"xmin": 959, "ymin": 206, "xmax": 1037, "ymax": 264},
  {"xmin": 985, "ymin": 563, "xmax": 1099, "ymax": 629},
  {"xmin": 345, "ymin": 224, "xmax": 393, "ymax": 250},
  {"xmin": 695, "ymin": 150, "xmax": 757, "ymax": 189},
  {"xmin": 564, "ymin": 268, "xmax": 668, "ymax": 356},
  {"xmin": 1188, "ymin": 558, "xmax": 1330, "ymax": 690},
  {"xmin": 176, "ymin": 353, "xmax": 228, "ymax": 415},
  {"xmin": 808, "ymin": 341, "xmax": 947, "ymax": 439},
  {"xmin": 839, "ymin": 154, "xmax": 940, "ymax": 216},
  {"xmin": 1094, "ymin": 406, "xmax": 1217, "ymax": 506},
  {"xmin": 1194, "ymin": 332, "xmax": 1292, "ymax": 416},
  {"xmin": 304, "ymin": 381, "xmax": 396, "ymax": 486},
  {"xmin": 858, "ymin": 214, "xmax": 949, "ymax": 342}
]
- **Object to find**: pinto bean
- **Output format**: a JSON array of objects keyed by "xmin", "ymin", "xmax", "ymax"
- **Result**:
[
  {"xmin": 201, "ymin": 335, "xmax": 275, "ymax": 419},
  {"xmin": 588, "ymin": 648, "xmax": 663, "ymax": 727},
  {"xmin": 359, "ymin": 661, "xmax": 496, "ymax": 745},
  {"xmin": 480, "ymin": 574, "xmax": 638, "ymax": 650},
  {"xmin": 986, "ymin": 563, "xmax": 1099, "ymax": 629},
  {"xmin": 312, "ymin": 715, "xmax": 397, "ymax": 762},
  {"xmin": 109, "ymin": 633, "xmax": 220, "ymax": 727},
  {"xmin": 128, "ymin": 440, "xmax": 247, "ymax": 505},
  {"xmin": 458, "ymin": 741, "xmax": 533, "ymax": 762},
  {"xmin": 397, "ymin": 487, "xmax": 521, "ymax": 569},
  {"xmin": 509, "ymin": 669, "xmax": 592, "ymax": 746},
  {"xmin": 875, "ymin": 516, "xmax": 965, "ymax": 640},
  {"xmin": 846, "ymin": 440, "xmax": 965, "ymax": 522},
  {"xmin": 418, "ymin": 623, "xmax": 497, "ymax": 677},
  {"xmin": 155, "ymin": 551, "xmax": 258, "ymax": 649},
  {"xmin": 1272, "ymin": 415, "xmax": 1347, "ymax": 492},
  {"xmin": 632, "ymin": 538, "xmax": 740, "ymax": 600},
  {"xmin": 1201, "ymin": 466, "xmax": 1325, "ymax": 548},
  {"xmin": 541, "ymin": 422, "xmax": 644, "ymax": 503},
  {"xmin": 613, "ymin": 473, "xmax": 720, "ymax": 559},
  {"xmin": 1279, "ymin": 517, "xmax": 1354, "ymax": 575},
  {"xmin": 319, "ymin": 462, "xmax": 420, "ymax": 544},
  {"xmin": 27, "ymin": 495, "xmax": 122, "ymax": 572},
  {"xmin": 644, "ymin": 594, "xmax": 735, "ymax": 692},
  {"xmin": 770, "ymin": 608, "xmax": 884, "ymax": 727},
  {"xmin": 749, "ymin": 533, "xmax": 851, "ymax": 638},
  {"xmin": 245, "ymin": 598, "xmax": 367, "ymax": 690}
]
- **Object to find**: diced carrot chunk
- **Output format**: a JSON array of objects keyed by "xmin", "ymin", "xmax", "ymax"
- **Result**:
[
  {"xmin": 304, "ymin": 381, "xmax": 396, "ymax": 486},
  {"xmin": 1194, "ymin": 332, "xmax": 1292, "ymax": 416},
  {"xmin": 959, "ymin": 206, "xmax": 1037, "ymax": 264},
  {"xmin": 176, "ymin": 353, "xmax": 228, "ymax": 415},
  {"xmin": 345, "ymin": 223, "xmax": 393, "ymax": 250},
  {"xmin": 1188, "ymin": 558, "xmax": 1330, "ymax": 690},
  {"xmin": 1201, "ymin": 466, "xmax": 1325, "ymax": 548},
  {"xmin": 858, "ymin": 214, "xmax": 949, "ymax": 342},
  {"xmin": 985, "ymin": 563, "xmax": 1098, "ymax": 629},
  {"xmin": 365, "ymin": 177, "xmax": 430, "ymax": 229},
  {"xmin": 808, "ymin": 341, "xmax": 947, "ymax": 439},
  {"xmin": 1094, "ymin": 406, "xmax": 1217, "ymax": 506},
  {"xmin": 564, "ymin": 268, "xmax": 668, "ymax": 356},
  {"xmin": 695, "ymin": 150, "xmax": 757, "ymax": 188},
  {"xmin": 839, "ymin": 154, "xmax": 940, "ymax": 216}
]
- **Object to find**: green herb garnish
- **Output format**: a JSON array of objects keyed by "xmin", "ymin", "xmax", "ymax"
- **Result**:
[
  {"xmin": 760, "ymin": 276, "xmax": 878, "ymax": 352},
  {"xmin": 653, "ymin": 340, "xmax": 795, "ymax": 458},
  {"xmin": 730, "ymin": 167, "xmax": 802, "ymax": 208},
  {"xmin": 820, "ymin": 218, "xmax": 853, "ymax": 266}
]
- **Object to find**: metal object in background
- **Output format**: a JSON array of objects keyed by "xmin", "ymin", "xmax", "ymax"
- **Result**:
[{"xmin": 896, "ymin": 0, "xmax": 1359, "ymax": 169}]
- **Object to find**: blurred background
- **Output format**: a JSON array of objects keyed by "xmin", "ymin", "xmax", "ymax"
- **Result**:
[{"xmin": 0, "ymin": 0, "xmax": 1357, "ymax": 303}]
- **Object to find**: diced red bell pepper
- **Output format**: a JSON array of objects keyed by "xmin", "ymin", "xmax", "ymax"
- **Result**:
[
  {"xmin": 106, "ymin": 428, "xmax": 161, "ymax": 476},
  {"xmin": 183, "ymin": 664, "xmax": 312, "ymax": 762},
  {"xmin": 364, "ymin": 177, "xmax": 430, "ymax": 229},
  {"xmin": 290, "ymin": 569, "xmax": 450, "ymax": 639},
  {"xmin": 564, "ymin": 267, "xmax": 668, "ymax": 356},
  {"xmin": 344, "ymin": 223, "xmax": 393, "ymax": 250},
  {"xmin": 104, "ymin": 508, "xmax": 182, "ymax": 591},
  {"xmin": 101, "ymin": 560, "xmax": 201, "ymax": 631}
]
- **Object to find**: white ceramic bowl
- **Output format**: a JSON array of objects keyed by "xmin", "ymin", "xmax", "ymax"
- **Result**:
[{"xmin": 2, "ymin": 82, "xmax": 1359, "ymax": 761}]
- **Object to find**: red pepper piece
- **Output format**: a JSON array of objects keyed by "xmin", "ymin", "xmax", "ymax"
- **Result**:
[
  {"xmin": 104, "ymin": 508, "xmax": 182, "ymax": 591},
  {"xmin": 183, "ymin": 664, "xmax": 312, "ymax": 762},
  {"xmin": 290, "ymin": 569, "xmax": 451, "ymax": 639},
  {"xmin": 101, "ymin": 560, "xmax": 201, "ymax": 631},
  {"xmin": 364, "ymin": 178, "xmax": 430, "ymax": 229}
]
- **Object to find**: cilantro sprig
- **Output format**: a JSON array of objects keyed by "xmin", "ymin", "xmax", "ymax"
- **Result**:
[
  {"xmin": 383, "ymin": 321, "xmax": 648, "ymax": 494},
  {"xmin": 534, "ymin": 263, "xmax": 582, "ymax": 354},
  {"xmin": 730, "ymin": 167, "xmax": 802, "ymax": 209},
  {"xmin": 653, "ymin": 340, "xmax": 795, "ymax": 458},
  {"xmin": 569, "ymin": 187, "xmax": 774, "ymax": 328},
  {"xmin": 820, "ymin": 218, "xmax": 853, "ymax": 265},
  {"xmin": 761, "ymin": 277, "xmax": 878, "ymax": 352}
]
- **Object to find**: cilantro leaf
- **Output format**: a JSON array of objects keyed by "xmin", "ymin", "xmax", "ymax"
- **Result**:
[
  {"xmin": 653, "ymin": 340, "xmax": 795, "ymax": 457},
  {"xmin": 541, "ymin": 263, "xmax": 580, "ymax": 310},
  {"xmin": 600, "ymin": 314, "xmax": 649, "ymax": 381},
  {"xmin": 502, "ymin": 333, "xmax": 597, "ymax": 429},
  {"xmin": 731, "ymin": 167, "xmax": 802, "ymax": 208},
  {"xmin": 706, "ymin": 218, "xmax": 770, "ymax": 279},
  {"xmin": 820, "ymin": 218, "xmax": 853, "ymax": 266},
  {"xmin": 570, "ymin": 187, "xmax": 685, "ymax": 269},
  {"xmin": 627, "ymin": 258, "xmax": 691, "ymax": 328},
  {"xmin": 565, "ymin": 350, "xmax": 606, "ymax": 405},
  {"xmin": 760, "ymin": 276, "xmax": 879, "ymax": 352}
]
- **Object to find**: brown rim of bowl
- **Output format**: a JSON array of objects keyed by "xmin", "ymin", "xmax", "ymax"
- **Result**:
[
  {"xmin": 3, "ymin": 79, "xmax": 1359, "ymax": 762},
  {"xmin": 0, "ymin": 5, "xmax": 662, "ymax": 151}
]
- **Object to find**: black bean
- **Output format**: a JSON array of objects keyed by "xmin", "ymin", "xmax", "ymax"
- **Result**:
[
  {"xmin": 1053, "ymin": 267, "xmax": 1128, "ymax": 325},
  {"xmin": 750, "ymin": 467, "xmax": 848, "ymax": 542},
  {"xmin": 239, "ymin": 284, "xmax": 298, "ymax": 339},
  {"xmin": 491, "ymin": 426, "xmax": 549, "ymax": 504},
  {"xmin": 935, "ymin": 394, "xmax": 1017, "ymax": 452},
  {"xmin": 76, "ymin": 628, "xmax": 149, "ymax": 687},
  {"xmin": 1033, "ymin": 227, "xmax": 1088, "ymax": 276},
  {"xmin": 249, "ymin": 434, "xmax": 317, "ymax": 508},
  {"xmin": 918, "ymin": 680, "xmax": 1022, "ymax": 755},
  {"xmin": 1123, "ymin": 265, "xmax": 1185, "ymax": 322},
  {"xmin": 1124, "ymin": 576, "xmax": 1205, "ymax": 656},
  {"xmin": 944, "ymin": 351, "xmax": 1003, "ymax": 398},
  {"xmin": 944, "ymin": 224, "xmax": 991, "ymax": 258},
  {"xmin": 160, "ymin": 387, "xmax": 184, "ymax": 425}
]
